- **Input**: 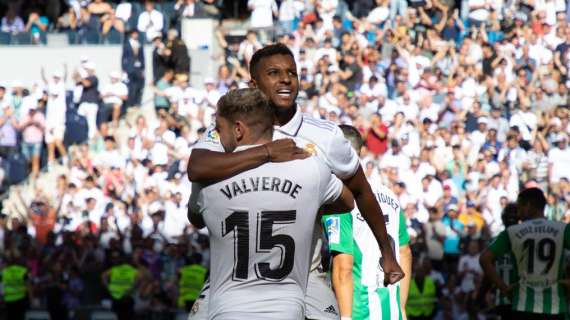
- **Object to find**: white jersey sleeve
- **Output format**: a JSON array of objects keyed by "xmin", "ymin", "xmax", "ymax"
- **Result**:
[
  {"xmin": 191, "ymin": 125, "xmax": 225, "ymax": 152},
  {"xmin": 316, "ymin": 157, "xmax": 344, "ymax": 205},
  {"xmin": 321, "ymin": 124, "xmax": 359, "ymax": 180}
]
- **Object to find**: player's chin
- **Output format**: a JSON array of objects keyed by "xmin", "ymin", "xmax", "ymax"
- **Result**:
[{"xmin": 272, "ymin": 96, "xmax": 295, "ymax": 111}]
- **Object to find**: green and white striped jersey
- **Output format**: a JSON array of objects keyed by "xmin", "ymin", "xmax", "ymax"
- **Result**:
[
  {"xmin": 323, "ymin": 184, "xmax": 410, "ymax": 320},
  {"xmin": 489, "ymin": 218, "xmax": 570, "ymax": 315},
  {"xmin": 494, "ymin": 254, "xmax": 515, "ymax": 306}
]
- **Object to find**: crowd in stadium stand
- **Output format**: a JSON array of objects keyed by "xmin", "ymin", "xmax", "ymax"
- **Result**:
[{"xmin": 1, "ymin": 0, "xmax": 570, "ymax": 319}]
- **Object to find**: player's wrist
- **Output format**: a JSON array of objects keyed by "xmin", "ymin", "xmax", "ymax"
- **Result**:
[{"xmin": 262, "ymin": 144, "xmax": 272, "ymax": 162}]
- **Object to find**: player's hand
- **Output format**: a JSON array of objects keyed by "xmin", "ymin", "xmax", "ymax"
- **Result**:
[
  {"xmin": 382, "ymin": 254, "xmax": 404, "ymax": 286},
  {"xmin": 264, "ymin": 139, "xmax": 310, "ymax": 162},
  {"xmin": 498, "ymin": 283, "xmax": 514, "ymax": 298}
]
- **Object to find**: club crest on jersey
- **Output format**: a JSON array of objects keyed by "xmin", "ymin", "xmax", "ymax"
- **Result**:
[
  {"xmin": 190, "ymin": 299, "xmax": 202, "ymax": 315},
  {"xmin": 205, "ymin": 128, "xmax": 220, "ymax": 144},
  {"xmin": 325, "ymin": 217, "xmax": 340, "ymax": 244},
  {"xmin": 304, "ymin": 143, "xmax": 317, "ymax": 156}
]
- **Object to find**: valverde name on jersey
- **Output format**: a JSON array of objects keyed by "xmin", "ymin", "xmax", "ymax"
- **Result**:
[{"xmin": 218, "ymin": 176, "xmax": 303, "ymax": 200}]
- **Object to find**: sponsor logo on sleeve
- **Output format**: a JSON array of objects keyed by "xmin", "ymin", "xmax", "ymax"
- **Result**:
[{"xmin": 204, "ymin": 128, "xmax": 220, "ymax": 144}]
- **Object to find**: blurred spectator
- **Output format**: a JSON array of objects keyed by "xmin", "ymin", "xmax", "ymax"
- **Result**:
[
  {"xmin": 77, "ymin": 62, "xmax": 101, "ymax": 140},
  {"xmin": 122, "ymin": 30, "xmax": 145, "ymax": 108},
  {"xmin": 173, "ymin": 0, "xmax": 207, "ymax": 27},
  {"xmin": 78, "ymin": 6, "xmax": 101, "ymax": 44},
  {"xmin": 43, "ymin": 67, "xmax": 68, "ymax": 167},
  {"xmin": 248, "ymin": 0, "xmax": 278, "ymax": 30},
  {"xmin": 56, "ymin": 7, "xmax": 78, "ymax": 31},
  {"xmin": 88, "ymin": 0, "xmax": 113, "ymax": 18},
  {"xmin": 1, "ymin": 7, "xmax": 25, "ymax": 34},
  {"xmin": 16, "ymin": 100, "xmax": 45, "ymax": 179},
  {"xmin": 165, "ymin": 29, "xmax": 191, "ymax": 77},
  {"xmin": 100, "ymin": 71, "xmax": 129, "ymax": 129},
  {"xmin": 0, "ymin": 105, "xmax": 18, "ymax": 160},
  {"xmin": 137, "ymin": 0, "xmax": 164, "ymax": 42},
  {"xmin": 24, "ymin": 8, "xmax": 49, "ymax": 44},
  {"xmin": 101, "ymin": 9, "xmax": 126, "ymax": 37}
]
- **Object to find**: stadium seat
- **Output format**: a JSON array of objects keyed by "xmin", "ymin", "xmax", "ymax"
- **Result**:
[
  {"xmin": 67, "ymin": 30, "xmax": 79, "ymax": 44},
  {"xmin": 0, "ymin": 32, "xmax": 11, "ymax": 45},
  {"xmin": 12, "ymin": 32, "xmax": 32, "ymax": 45},
  {"xmin": 5, "ymin": 152, "xmax": 28, "ymax": 185},
  {"xmin": 64, "ymin": 111, "xmax": 89, "ymax": 147},
  {"xmin": 24, "ymin": 310, "xmax": 51, "ymax": 320},
  {"xmin": 103, "ymin": 29, "xmax": 123, "ymax": 44},
  {"xmin": 83, "ymin": 30, "xmax": 101, "ymax": 44},
  {"xmin": 90, "ymin": 310, "xmax": 118, "ymax": 320}
]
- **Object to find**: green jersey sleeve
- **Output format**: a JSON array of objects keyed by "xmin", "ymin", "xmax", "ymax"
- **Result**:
[
  {"xmin": 564, "ymin": 224, "xmax": 570, "ymax": 249},
  {"xmin": 399, "ymin": 210, "xmax": 410, "ymax": 246},
  {"xmin": 489, "ymin": 230, "xmax": 511, "ymax": 257},
  {"xmin": 322, "ymin": 213, "xmax": 353, "ymax": 255}
]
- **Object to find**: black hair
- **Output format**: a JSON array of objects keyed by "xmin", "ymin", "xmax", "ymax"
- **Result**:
[
  {"xmin": 501, "ymin": 203, "xmax": 518, "ymax": 227},
  {"xmin": 517, "ymin": 187, "xmax": 547, "ymax": 213},
  {"xmin": 249, "ymin": 43, "xmax": 295, "ymax": 80}
]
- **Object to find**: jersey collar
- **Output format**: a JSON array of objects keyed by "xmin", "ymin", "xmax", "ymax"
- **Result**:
[{"xmin": 274, "ymin": 107, "xmax": 303, "ymax": 137}]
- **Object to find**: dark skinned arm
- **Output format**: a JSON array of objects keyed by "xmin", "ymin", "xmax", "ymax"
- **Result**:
[
  {"xmin": 187, "ymin": 139, "xmax": 309, "ymax": 184},
  {"xmin": 344, "ymin": 166, "xmax": 403, "ymax": 284},
  {"xmin": 479, "ymin": 249, "xmax": 510, "ymax": 295}
]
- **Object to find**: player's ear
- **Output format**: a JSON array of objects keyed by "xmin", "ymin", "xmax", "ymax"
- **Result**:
[
  {"xmin": 249, "ymin": 78, "xmax": 257, "ymax": 88},
  {"xmin": 234, "ymin": 120, "xmax": 245, "ymax": 142}
]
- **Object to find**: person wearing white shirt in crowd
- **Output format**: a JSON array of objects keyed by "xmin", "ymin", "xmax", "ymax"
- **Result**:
[
  {"xmin": 248, "ymin": 0, "xmax": 278, "ymax": 29},
  {"xmin": 42, "ymin": 68, "xmax": 68, "ymax": 167},
  {"xmin": 238, "ymin": 30, "xmax": 263, "ymax": 66},
  {"xmin": 95, "ymin": 136, "xmax": 126, "ymax": 170},
  {"xmin": 137, "ymin": 0, "xmax": 164, "ymax": 42},
  {"xmin": 497, "ymin": 133, "xmax": 528, "ymax": 174},
  {"xmin": 482, "ymin": 174, "xmax": 508, "ymax": 235},
  {"xmin": 547, "ymin": 133, "xmax": 570, "ymax": 183},
  {"xmin": 101, "ymin": 71, "xmax": 128, "ymax": 129}
]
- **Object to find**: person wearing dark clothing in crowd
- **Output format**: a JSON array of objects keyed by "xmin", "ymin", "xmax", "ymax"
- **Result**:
[
  {"xmin": 165, "ymin": 29, "xmax": 191, "ymax": 77},
  {"xmin": 122, "ymin": 30, "xmax": 145, "ymax": 108},
  {"xmin": 78, "ymin": 62, "xmax": 100, "ymax": 140},
  {"xmin": 152, "ymin": 36, "xmax": 169, "ymax": 84}
]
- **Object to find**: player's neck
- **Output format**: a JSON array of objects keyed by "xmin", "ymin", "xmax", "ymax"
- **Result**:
[{"xmin": 275, "ymin": 104, "xmax": 297, "ymax": 126}]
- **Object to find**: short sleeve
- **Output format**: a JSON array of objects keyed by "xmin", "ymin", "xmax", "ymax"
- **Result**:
[
  {"xmin": 325, "ymin": 126, "xmax": 360, "ymax": 180},
  {"xmin": 564, "ymin": 224, "xmax": 570, "ymax": 249},
  {"xmin": 191, "ymin": 125, "xmax": 225, "ymax": 153},
  {"xmin": 488, "ymin": 231, "xmax": 511, "ymax": 257},
  {"xmin": 189, "ymin": 182, "xmax": 204, "ymax": 214},
  {"xmin": 399, "ymin": 210, "xmax": 410, "ymax": 246},
  {"xmin": 316, "ymin": 158, "xmax": 344, "ymax": 205},
  {"xmin": 322, "ymin": 214, "xmax": 353, "ymax": 255}
]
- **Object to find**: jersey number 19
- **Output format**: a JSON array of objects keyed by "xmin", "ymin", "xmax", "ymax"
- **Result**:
[{"xmin": 223, "ymin": 210, "xmax": 297, "ymax": 282}]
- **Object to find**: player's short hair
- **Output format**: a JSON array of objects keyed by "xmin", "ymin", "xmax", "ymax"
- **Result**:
[
  {"xmin": 501, "ymin": 202, "xmax": 518, "ymax": 227},
  {"xmin": 217, "ymin": 88, "xmax": 274, "ymax": 137},
  {"xmin": 517, "ymin": 187, "xmax": 547, "ymax": 213},
  {"xmin": 249, "ymin": 43, "xmax": 295, "ymax": 80},
  {"xmin": 339, "ymin": 124, "xmax": 364, "ymax": 154}
]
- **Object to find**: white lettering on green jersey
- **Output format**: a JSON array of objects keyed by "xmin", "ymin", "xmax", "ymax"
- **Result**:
[
  {"xmin": 489, "ymin": 218, "xmax": 570, "ymax": 315},
  {"xmin": 323, "ymin": 183, "xmax": 410, "ymax": 320}
]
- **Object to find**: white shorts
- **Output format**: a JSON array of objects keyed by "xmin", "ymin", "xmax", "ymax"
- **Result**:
[
  {"xmin": 45, "ymin": 126, "xmax": 65, "ymax": 144},
  {"xmin": 305, "ymin": 271, "xmax": 340, "ymax": 320}
]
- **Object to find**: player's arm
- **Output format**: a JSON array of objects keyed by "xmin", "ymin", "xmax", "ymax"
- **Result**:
[
  {"xmin": 344, "ymin": 166, "xmax": 403, "ymax": 284},
  {"xmin": 323, "ymin": 185, "xmax": 355, "ymax": 213},
  {"xmin": 398, "ymin": 211, "xmax": 412, "ymax": 319},
  {"xmin": 188, "ymin": 183, "xmax": 205, "ymax": 229},
  {"xmin": 322, "ymin": 214, "xmax": 354, "ymax": 318},
  {"xmin": 479, "ymin": 231, "xmax": 511, "ymax": 294},
  {"xmin": 187, "ymin": 139, "xmax": 309, "ymax": 184}
]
